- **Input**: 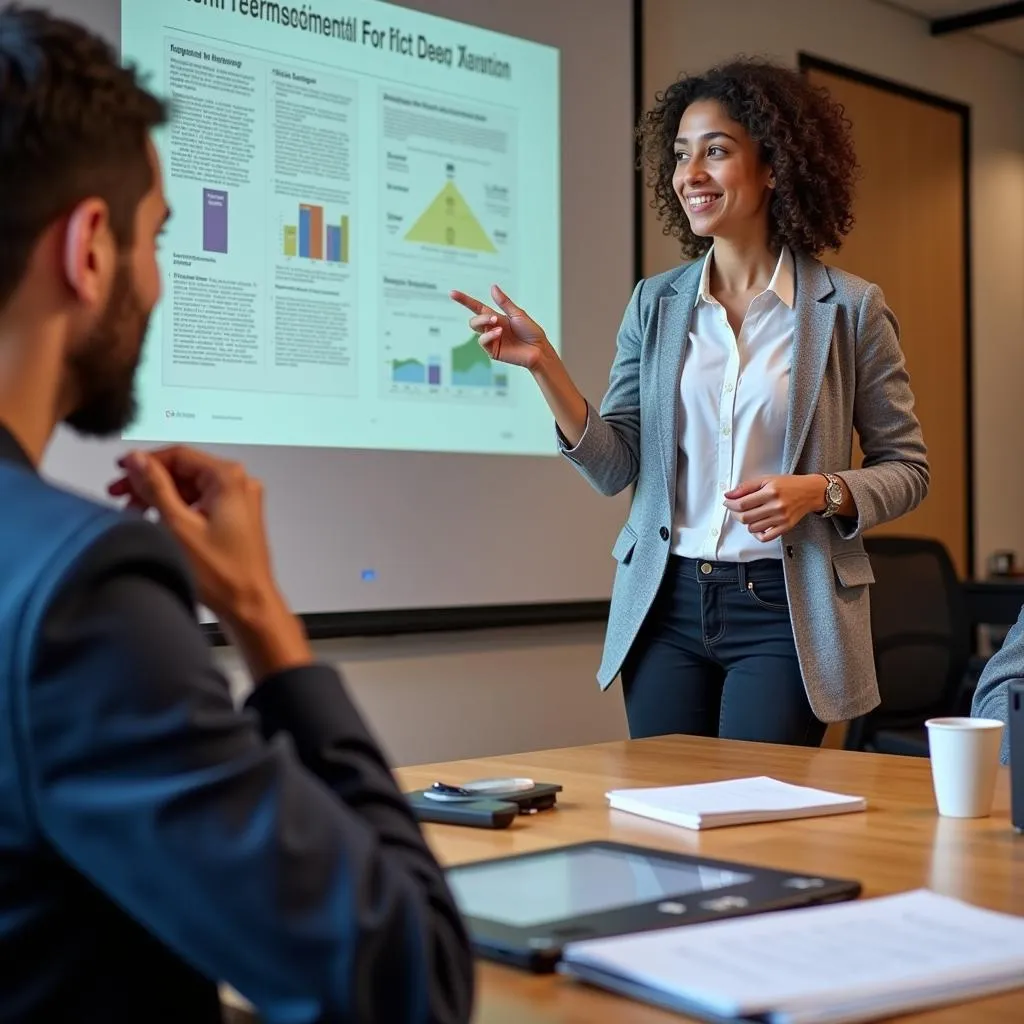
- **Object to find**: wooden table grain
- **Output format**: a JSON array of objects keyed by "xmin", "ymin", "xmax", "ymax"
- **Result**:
[
  {"xmin": 395, "ymin": 735, "xmax": 1024, "ymax": 1024},
  {"xmin": 223, "ymin": 735, "xmax": 1024, "ymax": 1022}
]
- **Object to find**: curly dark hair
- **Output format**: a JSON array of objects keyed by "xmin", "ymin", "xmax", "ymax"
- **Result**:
[{"xmin": 638, "ymin": 57, "xmax": 858, "ymax": 259}]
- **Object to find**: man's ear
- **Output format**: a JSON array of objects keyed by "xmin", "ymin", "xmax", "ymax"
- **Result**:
[{"xmin": 63, "ymin": 199, "xmax": 113, "ymax": 306}]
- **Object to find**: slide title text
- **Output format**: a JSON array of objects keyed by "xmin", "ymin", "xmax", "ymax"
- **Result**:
[{"xmin": 182, "ymin": 0, "xmax": 513, "ymax": 78}]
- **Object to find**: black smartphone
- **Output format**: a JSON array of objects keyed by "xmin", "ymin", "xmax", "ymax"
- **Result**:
[{"xmin": 405, "ymin": 790, "xmax": 518, "ymax": 829}]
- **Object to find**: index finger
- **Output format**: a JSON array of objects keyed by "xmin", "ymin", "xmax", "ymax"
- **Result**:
[{"xmin": 449, "ymin": 290, "xmax": 495, "ymax": 317}]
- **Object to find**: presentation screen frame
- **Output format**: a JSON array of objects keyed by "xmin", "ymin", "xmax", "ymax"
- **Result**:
[
  {"xmin": 195, "ymin": 0, "xmax": 646, "ymax": 643},
  {"xmin": 40, "ymin": 0, "xmax": 644, "ymax": 643}
]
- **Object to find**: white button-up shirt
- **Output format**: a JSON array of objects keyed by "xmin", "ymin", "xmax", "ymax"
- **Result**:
[{"xmin": 671, "ymin": 245, "xmax": 796, "ymax": 561}]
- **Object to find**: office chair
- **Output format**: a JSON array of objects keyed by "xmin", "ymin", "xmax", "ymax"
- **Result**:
[{"xmin": 844, "ymin": 536, "xmax": 971, "ymax": 756}]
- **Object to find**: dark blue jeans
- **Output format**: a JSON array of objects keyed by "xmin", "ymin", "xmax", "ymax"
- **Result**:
[{"xmin": 620, "ymin": 556, "xmax": 826, "ymax": 747}]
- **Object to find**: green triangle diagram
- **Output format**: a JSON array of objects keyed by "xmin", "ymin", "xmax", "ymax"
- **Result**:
[{"xmin": 404, "ymin": 180, "xmax": 497, "ymax": 253}]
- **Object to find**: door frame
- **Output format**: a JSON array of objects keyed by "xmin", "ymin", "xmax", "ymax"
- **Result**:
[{"xmin": 798, "ymin": 53, "xmax": 975, "ymax": 577}]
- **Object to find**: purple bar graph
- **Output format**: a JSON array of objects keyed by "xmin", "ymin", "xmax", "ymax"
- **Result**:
[
  {"xmin": 326, "ymin": 224, "xmax": 341, "ymax": 262},
  {"xmin": 202, "ymin": 188, "xmax": 228, "ymax": 254}
]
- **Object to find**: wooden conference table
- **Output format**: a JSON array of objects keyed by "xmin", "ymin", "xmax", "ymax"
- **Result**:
[{"xmin": 225, "ymin": 735, "xmax": 1024, "ymax": 1023}]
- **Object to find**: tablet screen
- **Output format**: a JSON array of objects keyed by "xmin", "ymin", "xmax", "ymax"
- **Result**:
[{"xmin": 447, "ymin": 846, "xmax": 752, "ymax": 927}]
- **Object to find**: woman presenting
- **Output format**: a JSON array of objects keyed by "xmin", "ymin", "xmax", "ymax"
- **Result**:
[{"xmin": 451, "ymin": 58, "xmax": 928, "ymax": 746}]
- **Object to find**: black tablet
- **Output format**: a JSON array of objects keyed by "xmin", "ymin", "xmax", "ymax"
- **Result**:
[{"xmin": 445, "ymin": 840, "xmax": 861, "ymax": 972}]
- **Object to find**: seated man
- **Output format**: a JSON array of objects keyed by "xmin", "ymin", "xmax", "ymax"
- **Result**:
[
  {"xmin": 0, "ymin": 7, "xmax": 472, "ymax": 1023},
  {"xmin": 970, "ymin": 610, "xmax": 1022, "ymax": 765}
]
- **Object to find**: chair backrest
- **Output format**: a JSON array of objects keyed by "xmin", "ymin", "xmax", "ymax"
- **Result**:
[{"xmin": 862, "ymin": 535, "xmax": 970, "ymax": 723}]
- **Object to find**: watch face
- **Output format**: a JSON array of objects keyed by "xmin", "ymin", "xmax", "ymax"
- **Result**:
[{"xmin": 827, "ymin": 482, "xmax": 843, "ymax": 503}]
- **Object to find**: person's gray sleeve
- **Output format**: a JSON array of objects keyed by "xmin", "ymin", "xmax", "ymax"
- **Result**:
[
  {"xmin": 832, "ymin": 284, "xmax": 929, "ymax": 539},
  {"xmin": 970, "ymin": 605, "xmax": 1024, "ymax": 764},
  {"xmin": 555, "ymin": 279, "xmax": 645, "ymax": 496}
]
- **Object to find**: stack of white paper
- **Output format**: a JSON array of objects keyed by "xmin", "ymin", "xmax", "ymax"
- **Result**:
[
  {"xmin": 606, "ymin": 776, "xmax": 866, "ymax": 830},
  {"xmin": 560, "ymin": 889, "xmax": 1024, "ymax": 1023}
]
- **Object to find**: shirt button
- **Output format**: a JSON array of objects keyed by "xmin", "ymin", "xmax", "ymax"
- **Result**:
[
  {"xmin": 710, "ymin": 528, "xmax": 719, "ymax": 537},
  {"xmin": 722, "ymin": 425, "xmax": 731, "ymax": 436},
  {"xmin": 659, "ymin": 526, "xmax": 669, "ymax": 541},
  {"xmin": 724, "ymin": 382, "xmax": 734, "ymax": 393}
]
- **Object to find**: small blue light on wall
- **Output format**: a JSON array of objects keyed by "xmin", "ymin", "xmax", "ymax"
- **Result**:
[{"xmin": 361, "ymin": 569, "xmax": 377, "ymax": 582}]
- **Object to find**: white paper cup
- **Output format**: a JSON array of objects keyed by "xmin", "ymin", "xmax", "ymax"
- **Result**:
[{"xmin": 925, "ymin": 717, "xmax": 1004, "ymax": 818}]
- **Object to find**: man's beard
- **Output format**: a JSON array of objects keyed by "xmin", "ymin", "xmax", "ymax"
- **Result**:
[{"xmin": 64, "ymin": 262, "xmax": 150, "ymax": 438}]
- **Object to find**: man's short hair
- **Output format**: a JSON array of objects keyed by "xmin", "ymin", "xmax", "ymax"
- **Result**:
[{"xmin": 0, "ymin": 4, "xmax": 167, "ymax": 306}]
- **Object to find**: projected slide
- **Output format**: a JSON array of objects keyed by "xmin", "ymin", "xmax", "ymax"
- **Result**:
[{"xmin": 120, "ymin": 0, "xmax": 559, "ymax": 456}]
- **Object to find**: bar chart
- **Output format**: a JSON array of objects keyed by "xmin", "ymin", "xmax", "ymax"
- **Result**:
[{"xmin": 282, "ymin": 203, "xmax": 350, "ymax": 263}]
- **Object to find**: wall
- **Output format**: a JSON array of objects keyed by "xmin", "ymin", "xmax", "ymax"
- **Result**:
[
  {"xmin": 642, "ymin": 0, "xmax": 1024, "ymax": 575},
  {"xmin": 217, "ymin": 626, "xmax": 628, "ymax": 766}
]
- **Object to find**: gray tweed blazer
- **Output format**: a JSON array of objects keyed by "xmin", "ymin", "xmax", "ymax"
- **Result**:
[{"xmin": 560, "ymin": 252, "xmax": 929, "ymax": 722}]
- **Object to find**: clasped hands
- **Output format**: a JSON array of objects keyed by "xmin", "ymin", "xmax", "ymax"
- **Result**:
[{"xmin": 723, "ymin": 474, "xmax": 828, "ymax": 542}]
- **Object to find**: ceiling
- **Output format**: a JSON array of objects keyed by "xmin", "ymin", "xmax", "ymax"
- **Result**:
[{"xmin": 884, "ymin": 0, "xmax": 1024, "ymax": 56}]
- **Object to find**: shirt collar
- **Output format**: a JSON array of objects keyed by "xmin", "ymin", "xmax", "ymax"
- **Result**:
[
  {"xmin": 694, "ymin": 244, "xmax": 796, "ymax": 310},
  {"xmin": 0, "ymin": 421, "xmax": 36, "ymax": 472}
]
